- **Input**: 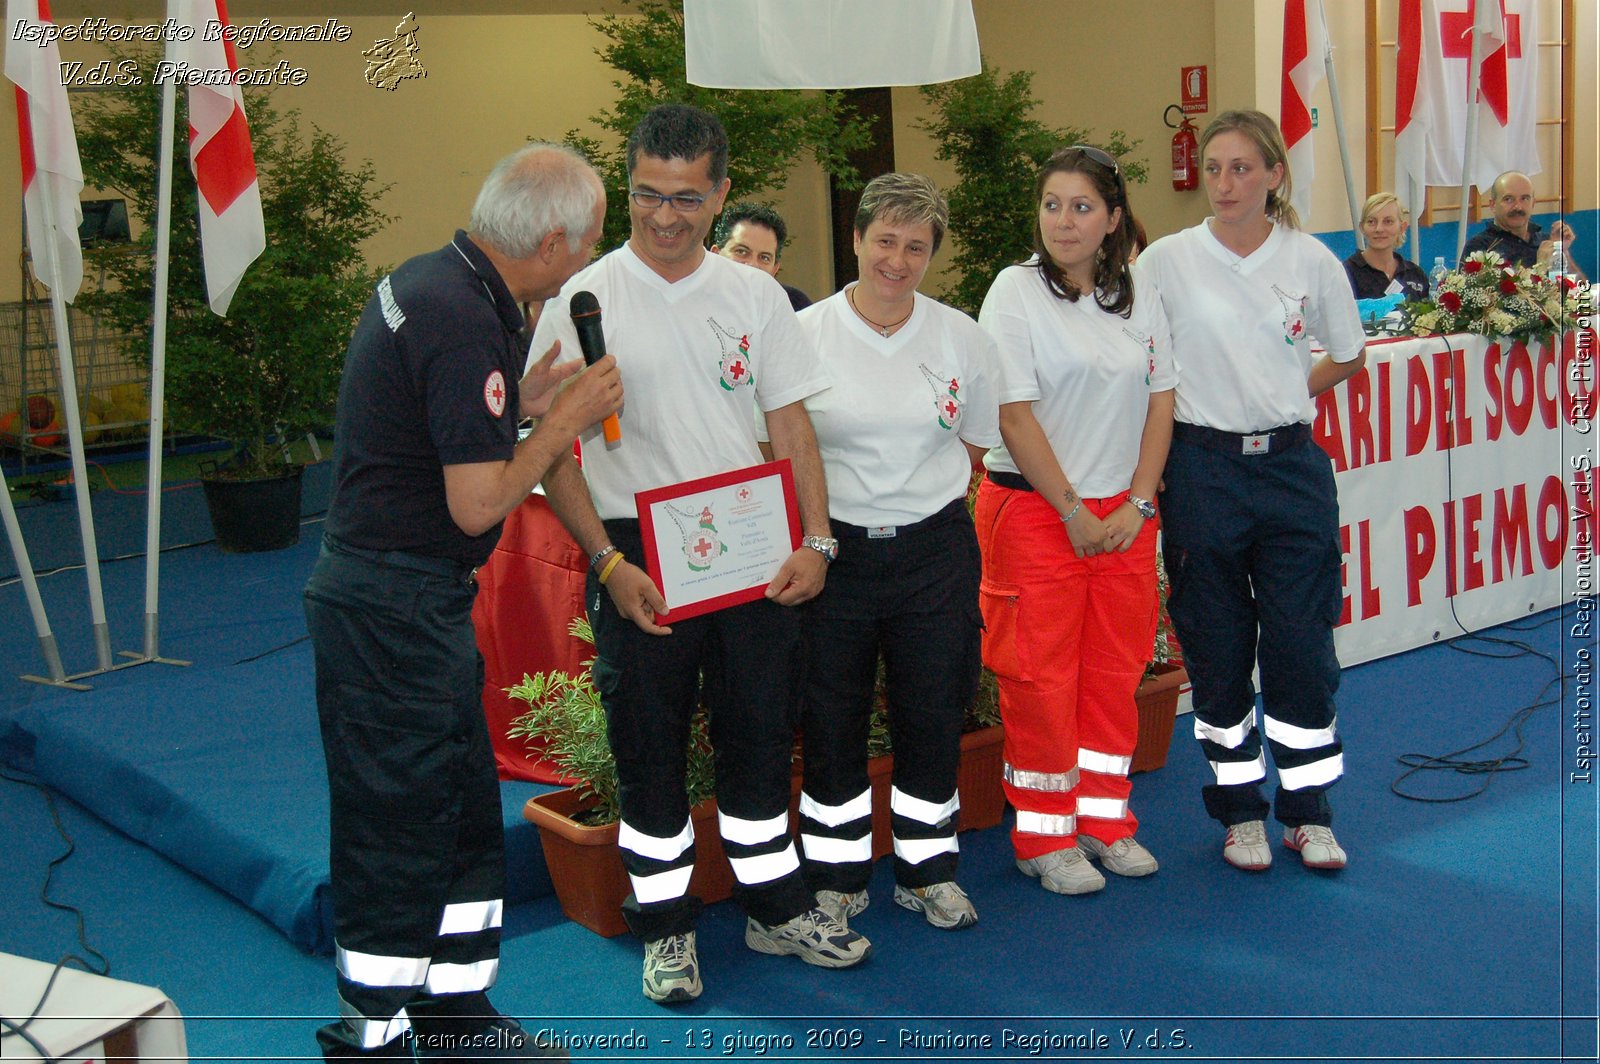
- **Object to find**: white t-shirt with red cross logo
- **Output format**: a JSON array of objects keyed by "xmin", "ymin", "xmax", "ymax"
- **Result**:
[
  {"xmin": 1134, "ymin": 220, "xmax": 1365, "ymax": 434},
  {"xmin": 789, "ymin": 288, "xmax": 1001, "ymax": 528},
  {"xmin": 979, "ymin": 261, "xmax": 1176, "ymax": 500},
  {"xmin": 533, "ymin": 243, "xmax": 828, "ymax": 521}
]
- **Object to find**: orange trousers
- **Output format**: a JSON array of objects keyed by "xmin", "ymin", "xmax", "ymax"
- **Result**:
[{"xmin": 973, "ymin": 478, "xmax": 1159, "ymax": 860}]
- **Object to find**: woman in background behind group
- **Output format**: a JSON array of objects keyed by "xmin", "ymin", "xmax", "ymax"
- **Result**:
[
  {"xmin": 1135, "ymin": 110, "xmax": 1367, "ymax": 873},
  {"xmin": 1342, "ymin": 192, "xmax": 1428, "ymax": 301},
  {"xmin": 975, "ymin": 146, "xmax": 1174, "ymax": 896}
]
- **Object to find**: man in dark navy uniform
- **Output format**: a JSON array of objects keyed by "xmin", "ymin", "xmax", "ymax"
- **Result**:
[
  {"xmin": 1462, "ymin": 170, "xmax": 1580, "ymax": 271},
  {"xmin": 305, "ymin": 142, "xmax": 621, "ymax": 1061}
]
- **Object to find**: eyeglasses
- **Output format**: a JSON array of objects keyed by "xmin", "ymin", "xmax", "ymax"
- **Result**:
[{"xmin": 628, "ymin": 187, "xmax": 715, "ymax": 212}]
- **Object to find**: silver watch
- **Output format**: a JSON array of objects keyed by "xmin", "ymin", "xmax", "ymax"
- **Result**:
[
  {"xmin": 801, "ymin": 535, "xmax": 839, "ymax": 563},
  {"xmin": 1126, "ymin": 494, "xmax": 1157, "ymax": 520}
]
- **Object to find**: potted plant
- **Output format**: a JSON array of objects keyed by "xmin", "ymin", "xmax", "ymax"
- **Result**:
[
  {"xmin": 75, "ymin": 45, "xmax": 388, "ymax": 551},
  {"xmin": 508, "ymin": 619, "xmax": 1006, "ymax": 937}
]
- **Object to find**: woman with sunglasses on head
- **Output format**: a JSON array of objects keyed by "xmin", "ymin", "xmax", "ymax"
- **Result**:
[
  {"xmin": 783, "ymin": 172, "xmax": 1000, "ymax": 934},
  {"xmin": 1134, "ymin": 110, "xmax": 1366, "ymax": 873},
  {"xmin": 974, "ymin": 145, "xmax": 1175, "ymax": 896}
]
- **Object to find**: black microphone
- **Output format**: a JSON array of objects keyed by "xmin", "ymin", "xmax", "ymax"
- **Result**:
[{"xmin": 569, "ymin": 290, "xmax": 620, "ymax": 444}]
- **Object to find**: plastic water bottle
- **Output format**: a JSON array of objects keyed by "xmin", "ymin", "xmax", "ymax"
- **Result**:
[
  {"xmin": 1429, "ymin": 256, "xmax": 1449, "ymax": 298},
  {"xmin": 1548, "ymin": 240, "xmax": 1569, "ymax": 279}
]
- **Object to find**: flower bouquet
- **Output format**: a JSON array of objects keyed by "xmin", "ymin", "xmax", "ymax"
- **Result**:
[{"xmin": 1401, "ymin": 249, "xmax": 1584, "ymax": 342}]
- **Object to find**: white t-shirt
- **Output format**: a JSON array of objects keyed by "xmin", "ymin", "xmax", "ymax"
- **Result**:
[
  {"xmin": 531, "ymin": 244, "xmax": 828, "ymax": 521},
  {"xmin": 1134, "ymin": 220, "xmax": 1365, "ymax": 433},
  {"xmin": 793, "ymin": 289, "xmax": 1002, "ymax": 528},
  {"xmin": 978, "ymin": 262, "xmax": 1176, "ymax": 499}
]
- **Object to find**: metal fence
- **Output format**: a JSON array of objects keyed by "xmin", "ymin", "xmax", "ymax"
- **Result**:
[{"xmin": 0, "ymin": 300, "xmax": 150, "ymax": 471}]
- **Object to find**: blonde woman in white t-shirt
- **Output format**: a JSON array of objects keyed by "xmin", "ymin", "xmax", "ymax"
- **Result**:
[
  {"xmin": 1135, "ymin": 110, "xmax": 1367, "ymax": 874},
  {"xmin": 975, "ymin": 146, "xmax": 1176, "ymax": 896}
]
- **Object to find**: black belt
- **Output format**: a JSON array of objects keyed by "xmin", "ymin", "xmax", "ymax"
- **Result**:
[
  {"xmin": 325, "ymin": 535, "xmax": 481, "ymax": 584},
  {"xmin": 832, "ymin": 497, "xmax": 968, "ymax": 539},
  {"xmin": 986, "ymin": 470, "xmax": 1034, "ymax": 493},
  {"xmin": 1173, "ymin": 421, "xmax": 1311, "ymax": 456}
]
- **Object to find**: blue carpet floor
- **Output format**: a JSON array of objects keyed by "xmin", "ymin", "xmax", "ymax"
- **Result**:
[{"xmin": 1, "ymin": 476, "xmax": 1595, "ymax": 1062}]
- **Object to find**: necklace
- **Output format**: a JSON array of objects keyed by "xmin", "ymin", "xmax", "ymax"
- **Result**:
[{"xmin": 848, "ymin": 286, "xmax": 913, "ymax": 337}]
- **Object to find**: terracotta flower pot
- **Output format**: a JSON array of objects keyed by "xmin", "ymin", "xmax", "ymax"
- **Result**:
[
  {"xmin": 523, "ymin": 790, "xmax": 732, "ymax": 938},
  {"xmin": 1132, "ymin": 662, "xmax": 1188, "ymax": 774}
]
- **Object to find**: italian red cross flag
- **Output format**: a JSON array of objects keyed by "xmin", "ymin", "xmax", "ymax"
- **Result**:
[
  {"xmin": 1280, "ymin": 0, "xmax": 1329, "ymax": 226},
  {"xmin": 173, "ymin": 0, "xmax": 265, "ymax": 315},
  {"xmin": 1394, "ymin": 0, "xmax": 1540, "ymax": 204},
  {"xmin": 5, "ymin": 0, "xmax": 84, "ymax": 302}
]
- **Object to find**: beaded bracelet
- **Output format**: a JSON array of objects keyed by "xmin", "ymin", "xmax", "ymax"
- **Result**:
[{"xmin": 1061, "ymin": 500, "xmax": 1082, "ymax": 524}]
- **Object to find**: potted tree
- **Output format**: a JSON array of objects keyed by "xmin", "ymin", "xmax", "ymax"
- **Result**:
[{"xmin": 76, "ymin": 45, "xmax": 388, "ymax": 551}]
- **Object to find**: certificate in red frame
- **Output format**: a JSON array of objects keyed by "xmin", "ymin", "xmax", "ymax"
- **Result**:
[{"xmin": 635, "ymin": 459, "xmax": 801, "ymax": 621}]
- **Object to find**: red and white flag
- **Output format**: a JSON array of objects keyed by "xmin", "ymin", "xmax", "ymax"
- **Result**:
[
  {"xmin": 5, "ymin": 0, "xmax": 83, "ymax": 301},
  {"xmin": 1280, "ymin": 0, "xmax": 1329, "ymax": 225},
  {"xmin": 172, "ymin": 0, "xmax": 264, "ymax": 315},
  {"xmin": 1465, "ymin": 0, "xmax": 1538, "ymax": 189},
  {"xmin": 1395, "ymin": 0, "xmax": 1540, "ymax": 201}
]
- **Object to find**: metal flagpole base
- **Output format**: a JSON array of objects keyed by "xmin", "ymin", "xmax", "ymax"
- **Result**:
[
  {"xmin": 92, "ymin": 621, "xmax": 114, "ymax": 671},
  {"xmin": 18, "ymin": 633, "xmax": 92, "ymax": 691},
  {"xmin": 119, "ymin": 612, "xmax": 192, "ymax": 668},
  {"xmin": 116, "ymin": 650, "xmax": 192, "ymax": 668}
]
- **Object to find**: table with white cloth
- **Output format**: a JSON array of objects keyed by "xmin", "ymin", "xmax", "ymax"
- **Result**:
[
  {"xmin": 1310, "ymin": 330, "xmax": 1594, "ymax": 666},
  {"xmin": 0, "ymin": 952, "xmax": 187, "ymax": 1063}
]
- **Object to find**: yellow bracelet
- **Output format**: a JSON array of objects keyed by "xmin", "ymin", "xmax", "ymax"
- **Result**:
[{"xmin": 598, "ymin": 551, "xmax": 624, "ymax": 585}]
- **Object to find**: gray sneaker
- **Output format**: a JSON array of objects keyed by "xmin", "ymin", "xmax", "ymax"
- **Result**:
[
  {"xmin": 642, "ymin": 931, "xmax": 701, "ymax": 1004},
  {"xmin": 1016, "ymin": 846, "xmax": 1106, "ymax": 894},
  {"xmin": 893, "ymin": 881, "xmax": 978, "ymax": 930},
  {"xmin": 1222, "ymin": 820, "xmax": 1273, "ymax": 871},
  {"xmin": 815, "ymin": 888, "xmax": 869, "ymax": 927},
  {"xmin": 1078, "ymin": 835, "xmax": 1159, "ymax": 877},
  {"xmin": 744, "ymin": 907, "xmax": 872, "ymax": 968}
]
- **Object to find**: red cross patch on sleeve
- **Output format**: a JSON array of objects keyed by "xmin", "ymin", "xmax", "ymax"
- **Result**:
[{"xmin": 484, "ymin": 370, "xmax": 507, "ymax": 417}]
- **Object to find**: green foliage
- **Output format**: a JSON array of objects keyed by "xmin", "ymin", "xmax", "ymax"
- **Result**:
[
  {"xmin": 508, "ymin": 617, "xmax": 716, "ymax": 825},
  {"xmin": 919, "ymin": 60, "xmax": 1147, "ymax": 316},
  {"xmin": 75, "ymin": 45, "xmax": 389, "ymax": 478},
  {"xmin": 562, "ymin": 0, "xmax": 872, "ymax": 251}
]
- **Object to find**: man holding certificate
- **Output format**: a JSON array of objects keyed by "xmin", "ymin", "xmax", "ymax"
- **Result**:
[{"xmin": 534, "ymin": 104, "xmax": 867, "ymax": 1006}]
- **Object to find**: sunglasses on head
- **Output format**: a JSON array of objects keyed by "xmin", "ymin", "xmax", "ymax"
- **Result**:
[{"xmin": 1065, "ymin": 144, "xmax": 1126, "ymax": 200}]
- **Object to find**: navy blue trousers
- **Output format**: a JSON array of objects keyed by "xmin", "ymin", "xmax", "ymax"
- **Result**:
[{"xmin": 1159, "ymin": 427, "xmax": 1345, "ymax": 828}]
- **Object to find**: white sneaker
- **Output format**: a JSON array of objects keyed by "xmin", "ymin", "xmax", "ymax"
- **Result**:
[
  {"xmin": 1283, "ymin": 824, "xmax": 1347, "ymax": 869},
  {"xmin": 642, "ymin": 931, "xmax": 701, "ymax": 1003},
  {"xmin": 1016, "ymin": 846, "xmax": 1106, "ymax": 895},
  {"xmin": 744, "ymin": 908, "xmax": 872, "ymax": 968},
  {"xmin": 1078, "ymin": 834, "xmax": 1159, "ymax": 877},
  {"xmin": 1222, "ymin": 820, "xmax": 1272, "ymax": 871}
]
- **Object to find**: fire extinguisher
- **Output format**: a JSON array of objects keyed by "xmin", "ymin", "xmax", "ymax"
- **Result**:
[{"xmin": 1165, "ymin": 104, "xmax": 1198, "ymax": 192}]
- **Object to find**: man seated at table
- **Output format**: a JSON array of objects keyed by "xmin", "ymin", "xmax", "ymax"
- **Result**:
[
  {"xmin": 712, "ymin": 201, "xmax": 813, "ymax": 311},
  {"xmin": 1462, "ymin": 171, "xmax": 1580, "ymax": 274}
]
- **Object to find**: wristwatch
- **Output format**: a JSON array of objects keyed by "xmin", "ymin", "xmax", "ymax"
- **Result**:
[
  {"xmin": 1126, "ymin": 494, "xmax": 1157, "ymax": 520},
  {"xmin": 801, "ymin": 535, "xmax": 839, "ymax": 563}
]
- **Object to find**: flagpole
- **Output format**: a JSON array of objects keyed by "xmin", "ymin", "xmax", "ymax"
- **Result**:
[
  {"xmin": 140, "ymin": 57, "xmax": 179, "ymax": 663},
  {"xmin": 1455, "ymin": 28, "xmax": 1485, "ymax": 260},
  {"xmin": 35, "ymin": 174, "xmax": 116, "ymax": 672},
  {"xmin": 1318, "ymin": 0, "xmax": 1362, "ymax": 244},
  {"xmin": 2, "ymin": 463, "xmax": 86, "ymax": 688}
]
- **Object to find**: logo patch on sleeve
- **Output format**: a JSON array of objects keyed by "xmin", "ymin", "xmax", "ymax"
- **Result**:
[{"xmin": 484, "ymin": 370, "xmax": 507, "ymax": 417}]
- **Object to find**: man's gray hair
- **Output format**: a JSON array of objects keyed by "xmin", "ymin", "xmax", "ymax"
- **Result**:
[{"xmin": 471, "ymin": 142, "xmax": 600, "ymax": 257}]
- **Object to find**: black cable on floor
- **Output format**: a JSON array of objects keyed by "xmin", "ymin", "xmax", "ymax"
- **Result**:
[
  {"xmin": 0, "ymin": 767, "xmax": 112, "ymax": 1055},
  {"xmin": 1388, "ymin": 331, "xmax": 1570, "ymax": 802}
]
